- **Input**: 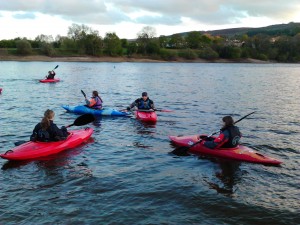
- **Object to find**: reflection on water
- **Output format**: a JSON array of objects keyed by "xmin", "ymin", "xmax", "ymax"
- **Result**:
[
  {"xmin": 204, "ymin": 161, "xmax": 243, "ymax": 196},
  {"xmin": 0, "ymin": 62, "xmax": 299, "ymax": 224}
]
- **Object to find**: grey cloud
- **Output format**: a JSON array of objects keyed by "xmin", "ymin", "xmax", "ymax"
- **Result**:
[
  {"xmin": 13, "ymin": 12, "xmax": 36, "ymax": 20},
  {"xmin": 0, "ymin": 0, "xmax": 299, "ymax": 26},
  {"xmin": 135, "ymin": 15, "xmax": 181, "ymax": 25},
  {"xmin": 112, "ymin": 0, "xmax": 300, "ymax": 24}
]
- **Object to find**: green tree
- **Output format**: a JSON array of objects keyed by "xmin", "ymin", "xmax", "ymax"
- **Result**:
[
  {"xmin": 16, "ymin": 39, "xmax": 32, "ymax": 55},
  {"xmin": 159, "ymin": 48, "xmax": 177, "ymax": 60},
  {"xmin": 0, "ymin": 39, "xmax": 16, "ymax": 48},
  {"xmin": 159, "ymin": 35, "xmax": 168, "ymax": 48},
  {"xmin": 127, "ymin": 42, "xmax": 138, "ymax": 56},
  {"xmin": 186, "ymin": 31, "xmax": 202, "ymax": 49},
  {"xmin": 169, "ymin": 34, "xmax": 185, "ymax": 49},
  {"xmin": 67, "ymin": 23, "xmax": 92, "ymax": 41},
  {"xmin": 198, "ymin": 47, "xmax": 219, "ymax": 60},
  {"xmin": 83, "ymin": 33, "xmax": 103, "ymax": 56},
  {"xmin": 136, "ymin": 26, "xmax": 157, "ymax": 54},
  {"xmin": 59, "ymin": 37, "xmax": 77, "ymax": 53},
  {"xmin": 145, "ymin": 40, "xmax": 160, "ymax": 55},
  {"xmin": 219, "ymin": 46, "xmax": 241, "ymax": 59},
  {"xmin": 178, "ymin": 48, "xmax": 197, "ymax": 59},
  {"xmin": 66, "ymin": 23, "xmax": 102, "ymax": 55},
  {"xmin": 104, "ymin": 32, "xmax": 122, "ymax": 56},
  {"xmin": 40, "ymin": 42, "xmax": 55, "ymax": 56},
  {"xmin": 121, "ymin": 39, "xmax": 128, "ymax": 48}
]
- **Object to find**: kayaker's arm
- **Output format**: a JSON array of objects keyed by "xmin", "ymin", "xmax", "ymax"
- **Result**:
[
  {"xmin": 85, "ymin": 98, "xmax": 96, "ymax": 107},
  {"xmin": 127, "ymin": 99, "xmax": 139, "ymax": 110},
  {"xmin": 149, "ymin": 99, "xmax": 156, "ymax": 110},
  {"xmin": 203, "ymin": 131, "xmax": 228, "ymax": 149},
  {"xmin": 51, "ymin": 123, "xmax": 68, "ymax": 141},
  {"xmin": 30, "ymin": 123, "xmax": 41, "ymax": 141}
]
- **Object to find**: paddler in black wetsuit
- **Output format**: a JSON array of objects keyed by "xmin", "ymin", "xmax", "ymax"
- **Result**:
[
  {"xmin": 30, "ymin": 109, "xmax": 68, "ymax": 142},
  {"xmin": 127, "ymin": 92, "xmax": 156, "ymax": 111},
  {"xmin": 46, "ymin": 70, "xmax": 56, "ymax": 79},
  {"xmin": 202, "ymin": 116, "xmax": 242, "ymax": 149}
]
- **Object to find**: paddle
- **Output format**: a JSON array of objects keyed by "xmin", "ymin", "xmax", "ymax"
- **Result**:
[
  {"xmin": 122, "ymin": 108, "xmax": 173, "ymax": 112},
  {"xmin": 155, "ymin": 109, "xmax": 173, "ymax": 112},
  {"xmin": 14, "ymin": 114, "xmax": 95, "ymax": 146},
  {"xmin": 81, "ymin": 90, "xmax": 87, "ymax": 98},
  {"xmin": 172, "ymin": 111, "xmax": 256, "ymax": 155},
  {"xmin": 66, "ymin": 113, "xmax": 95, "ymax": 128}
]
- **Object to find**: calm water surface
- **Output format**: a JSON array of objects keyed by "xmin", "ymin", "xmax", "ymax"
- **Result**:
[{"xmin": 0, "ymin": 62, "xmax": 299, "ymax": 224}]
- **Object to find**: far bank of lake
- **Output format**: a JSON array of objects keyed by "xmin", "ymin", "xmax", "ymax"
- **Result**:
[{"xmin": 0, "ymin": 55, "xmax": 271, "ymax": 63}]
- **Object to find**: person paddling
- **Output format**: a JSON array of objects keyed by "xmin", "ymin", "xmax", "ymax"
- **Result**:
[
  {"xmin": 30, "ymin": 109, "xmax": 68, "ymax": 142},
  {"xmin": 85, "ymin": 90, "xmax": 103, "ymax": 110},
  {"xmin": 202, "ymin": 116, "xmax": 242, "ymax": 149},
  {"xmin": 46, "ymin": 70, "xmax": 56, "ymax": 79},
  {"xmin": 127, "ymin": 92, "xmax": 155, "ymax": 111}
]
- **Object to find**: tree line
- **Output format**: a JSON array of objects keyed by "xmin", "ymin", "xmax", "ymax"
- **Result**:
[{"xmin": 0, "ymin": 23, "xmax": 300, "ymax": 62}]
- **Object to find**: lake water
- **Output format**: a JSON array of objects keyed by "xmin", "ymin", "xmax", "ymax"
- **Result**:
[{"xmin": 0, "ymin": 61, "xmax": 299, "ymax": 224}]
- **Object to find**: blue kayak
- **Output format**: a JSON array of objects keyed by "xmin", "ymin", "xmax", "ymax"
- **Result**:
[{"xmin": 62, "ymin": 105, "xmax": 130, "ymax": 117}]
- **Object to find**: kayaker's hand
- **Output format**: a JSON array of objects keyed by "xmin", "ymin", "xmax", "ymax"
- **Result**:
[{"xmin": 61, "ymin": 126, "xmax": 67, "ymax": 131}]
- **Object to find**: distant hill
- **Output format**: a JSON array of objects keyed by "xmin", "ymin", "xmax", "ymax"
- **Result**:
[{"xmin": 171, "ymin": 22, "xmax": 300, "ymax": 38}]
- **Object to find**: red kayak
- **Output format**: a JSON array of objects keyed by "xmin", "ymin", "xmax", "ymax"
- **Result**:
[
  {"xmin": 0, "ymin": 88, "xmax": 2, "ymax": 94},
  {"xmin": 39, "ymin": 78, "xmax": 60, "ymax": 83},
  {"xmin": 169, "ymin": 135, "xmax": 282, "ymax": 165},
  {"xmin": 134, "ymin": 110, "xmax": 157, "ymax": 123},
  {"xmin": 0, "ymin": 128, "xmax": 93, "ymax": 161}
]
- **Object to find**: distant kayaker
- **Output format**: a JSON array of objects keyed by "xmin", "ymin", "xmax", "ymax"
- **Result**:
[
  {"xmin": 202, "ymin": 116, "xmax": 242, "ymax": 149},
  {"xmin": 85, "ymin": 90, "xmax": 103, "ymax": 110},
  {"xmin": 46, "ymin": 70, "xmax": 56, "ymax": 79},
  {"xmin": 30, "ymin": 109, "xmax": 68, "ymax": 142},
  {"xmin": 127, "ymin": 92, "xmax": 155, "ymax": 111}
]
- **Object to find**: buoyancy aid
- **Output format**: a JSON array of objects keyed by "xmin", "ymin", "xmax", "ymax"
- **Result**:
[
  {"xmin": 219, "ymin": 126, "xmax": 241, "ymax": 148},
  {"xmin": 138, "ymin": 98, "xmax": 151, "ymax": 109},
  {"xmin": 91, "ymin": 96, "xmax": 103, "ymax": 109}
]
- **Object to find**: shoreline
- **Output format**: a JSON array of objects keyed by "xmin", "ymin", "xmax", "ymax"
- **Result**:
[{"xmin": 0, "ymin": 55, "xmax": 274, "ymax": 63}]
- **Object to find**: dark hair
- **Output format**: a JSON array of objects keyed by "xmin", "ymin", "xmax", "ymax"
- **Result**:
[
  {"xmin": 41, "ymin": 109, "xmax": 54, "ymax": 130},
  {"xmin": 92, "ymin": 91, "xmax": 99, "ymax": 96},
  {"xmin": 142, "ymin": 92, "xmax": 148, "ymax": 96},
  {"xmin": 222, "ymin": 116, "xmax": 234, "ymax": 127},
  {"xmin": 93, "ymin": 90, "xmax": 103, "ymax": 102}
]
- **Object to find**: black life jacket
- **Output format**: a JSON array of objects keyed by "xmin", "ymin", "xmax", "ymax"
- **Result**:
[
  {"xmin": 138, "ymin": 98, "xmax": 151, "ymax": 109},
  {"xmin": 37, "ymin": 129, "xmax": 50, "ymax": 142},
  {"xmin": 220, "ymin": 126, "xmax": 241, "ymax": 148}
]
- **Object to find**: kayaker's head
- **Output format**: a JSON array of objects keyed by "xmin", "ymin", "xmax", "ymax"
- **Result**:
[
  {"xmin": 142, "ymin": 92, "xmax": 148, "ymax": 100},
  {"xmin": 48, "ymin": 71, "xmax": 51, "ymax": 74},
  {"xmin": 92, "ymin": 91, "xmax": 99, "ymax": 97},
  {"xmin": 41, "ymin": 109, "xmax": 55, "ymax": 130},
  {"xmin": 222, "ymin": 116, "xmax": 234, "ymax": 128}
]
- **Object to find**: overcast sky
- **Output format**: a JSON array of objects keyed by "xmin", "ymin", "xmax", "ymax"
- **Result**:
[{"xmin": 0, "ymin": 0, "xmax": 300, "ymax": 40}]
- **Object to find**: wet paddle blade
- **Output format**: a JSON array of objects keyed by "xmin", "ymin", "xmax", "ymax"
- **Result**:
[
  {"xmin": 14, "ymin": 140, "xmax": 27, "ymax": 146},
  {"xmin": 81, "ymin": 90, "xmax": 86, "ymax": 98},
  {"xmin": 171, "ymin": 146, "xmax": 191, "ymax": 156},
  {"xmin": 67, "ymin": 113, "xmax": 95, "ymax": 127}
]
